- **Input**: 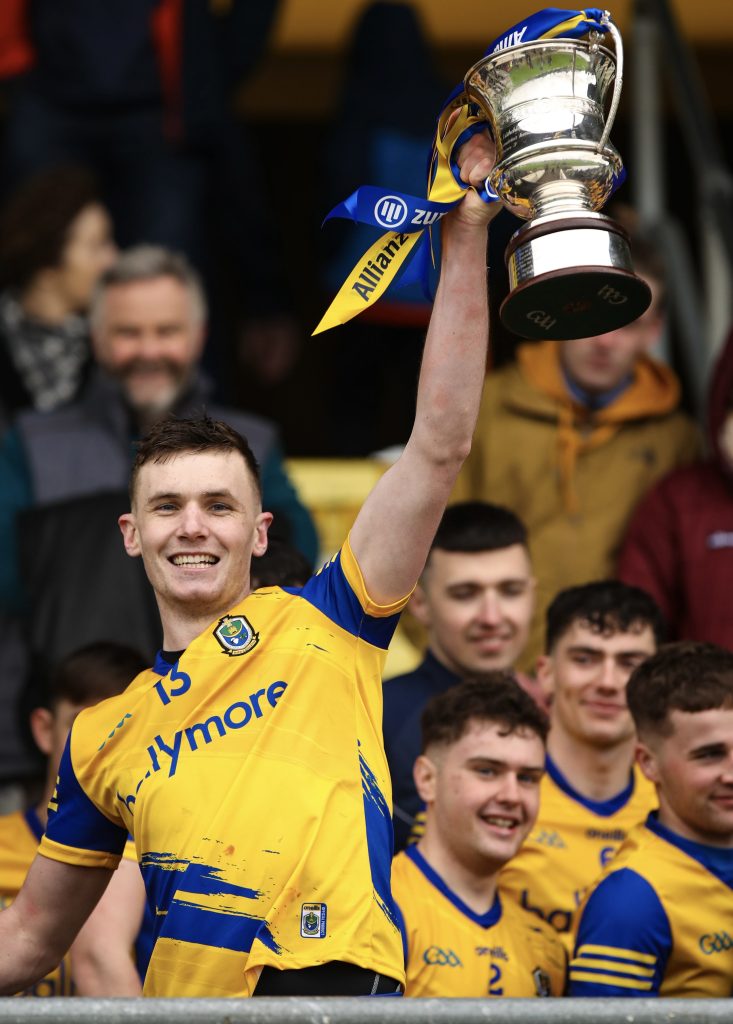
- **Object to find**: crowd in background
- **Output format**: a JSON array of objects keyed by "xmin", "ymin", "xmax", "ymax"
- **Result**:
[{"xmin": 0, "ymin": 0, "xmax": 732, "ymax": 1002}]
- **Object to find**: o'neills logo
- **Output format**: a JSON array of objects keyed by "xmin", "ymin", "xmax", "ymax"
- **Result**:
[{"xmin": 351, "ymin": 232, "xmax": 410, "ymax": 302}]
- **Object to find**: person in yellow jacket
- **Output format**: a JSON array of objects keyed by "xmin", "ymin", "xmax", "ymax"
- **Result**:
[{"xmin": 454, "ymin": 228, "xmax": 700, "ymax": 666}]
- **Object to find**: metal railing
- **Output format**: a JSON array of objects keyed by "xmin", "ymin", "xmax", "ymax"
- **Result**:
[
  {"xmin": 630, "ymin": 0, "xmax": 733, "ymax": 407},
  {"xmin": 0, "ymin": 1000, "xmax": 730, "ymax": 1024}
]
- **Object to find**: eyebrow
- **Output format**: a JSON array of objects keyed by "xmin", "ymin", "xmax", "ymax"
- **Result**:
[
  {"xmin": 146, "ymin": 489, "xmax": 238, "ymax": 503},
  {"xmin": 566, "ymin": 645, "xmax": 648, "ymax": 657},
  {"xmin": 466, "ymin": 756, "xmax": 545, "ymax": 774}
]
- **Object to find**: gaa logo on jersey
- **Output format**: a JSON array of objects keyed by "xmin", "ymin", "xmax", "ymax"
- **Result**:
[
  {"xmin": 300, "ymin": 903, "xmax": 327, "ymax": 938},
  {"xmin": 213, "ymin": 614, "xmax": 259, "ymax": 656}
]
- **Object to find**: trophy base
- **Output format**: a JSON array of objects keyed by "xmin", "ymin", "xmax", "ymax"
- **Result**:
[{"xmin": 501, "ymin": 215, "xmax": 652, "ymax": 341}]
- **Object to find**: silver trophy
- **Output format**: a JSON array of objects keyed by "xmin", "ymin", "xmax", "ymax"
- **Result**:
[{"xmin": 465, "ymin": 12, "xmax": 650, "ymax": 340}]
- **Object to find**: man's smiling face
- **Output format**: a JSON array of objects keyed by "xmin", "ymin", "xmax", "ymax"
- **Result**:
[{"xmin": 119, "ymin": 449, "xmax": 271, "ymax": 620}]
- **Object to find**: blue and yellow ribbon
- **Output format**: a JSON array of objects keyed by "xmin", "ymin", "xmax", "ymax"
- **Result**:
[{"xmin": 313, "ymin": 8, "xmax": 612, "ymax": 335}]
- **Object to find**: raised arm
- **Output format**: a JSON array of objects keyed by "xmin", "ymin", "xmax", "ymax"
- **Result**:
[
  {"xmin": 0, "ymin": 854, "xmax": 113, "ymax": 994},
  {"xmin": 350, "ymin": 129, "xmax": 500, "ymax": 603}
]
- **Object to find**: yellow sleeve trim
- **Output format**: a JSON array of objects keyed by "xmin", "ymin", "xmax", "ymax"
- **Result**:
[
  {"xmin": 342, "ymin": 534, "xmax": 414, "ymax": 617},
  {"xmin": 39, "ymin": 835, "xmax": 122, "ymax": 871},
  {"xmin": 576, "ymin": 943, "xmax": 657, "ymax": 965},
  {"xmin": 122, "ymin": 838, "xmax": 137, "ymax": 863},
  {"xmin": 570, "ymin": 957, "xmax": 654, "ymax": 978},
  {"xmin": 569, "ymin": 970, "xmax": 652, "ymax": 991}
]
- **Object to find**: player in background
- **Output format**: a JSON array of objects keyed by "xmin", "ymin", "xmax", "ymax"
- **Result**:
[
  {"xmin": 499, "ymin": 581, "xmax": 664, "ymax": 950},
  {"xmin": 392, "ymin": 675, "xmax": 566, "ymax": 997},
  {"xmin": 384, "ymin": 501, "xmax": 539, "ymax": 851},
  {"xmin": 570, "ymin": 642, "xmax": 733, "ymax": 996},
  {"xmin": 0, "ymin": 642, "xmax": 146, "ymax": 995}
]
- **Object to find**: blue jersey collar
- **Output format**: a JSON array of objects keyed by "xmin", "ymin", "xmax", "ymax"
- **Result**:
[
  {"xmin": 405, "ymin": 844, "xmax": 502, "ymax": 928},
  {"xmin": 646, "ymin": 812, "xmax": 733, "ymax": 888},
  {"xmin": 546, "ymin": 754, "xmax": 636, "ymax": 817}
]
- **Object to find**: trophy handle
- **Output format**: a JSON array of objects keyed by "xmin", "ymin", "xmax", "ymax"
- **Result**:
[{"xmin": 597, "ymin": 13, "xmax": 623, "ymax": 154}]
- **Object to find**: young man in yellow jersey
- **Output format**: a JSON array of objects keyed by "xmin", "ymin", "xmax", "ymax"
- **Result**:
[
  {"xmin": 570, "ymin": 642, "xmax": 733, "ymax": 996},
  {"xmin": 0, "ymin": 642, "xmax": 146, "ymax": 996},
  {"xmin": 392, "ymin": 675, "xmax": 566, "ymax": 997},
  {"xmin": 499, "ymin": 581, "xmax": 665, "ymax": 950},
  {"xmin": 0, "ymin": 128, "xmax": 500, "ymax": 998}
]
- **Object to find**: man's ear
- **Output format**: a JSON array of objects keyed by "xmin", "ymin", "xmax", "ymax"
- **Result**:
[
  {"xmin": 413, "ymin": 754, "xmax": 437, "ymax": 804},
  {"xmin": 118, "ymin": 512, "xmax": 141, "ymax": 558},
  {"xmin": 252, "ymin": 511, "xmax": 273, "ymax": 558},
  {"xmin": 408, "ymin": 583, "xmax": 431, "ymax": 628},
  {"xmin": 29, "ymin": 707, "xmax": 53, "ymax": 757},
  {"xmin": 535, "ymin": 655, "xmax": 555, "ymax": 701},
  {"xmin": 635, "ymin": 739, "xmax": 661, "ymax": 785}
]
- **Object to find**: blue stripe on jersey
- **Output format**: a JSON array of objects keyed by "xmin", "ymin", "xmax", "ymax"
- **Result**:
[
  {"xmin": 293, "ymin": 551, "xmax": 401, "ymax": 649},
  {"xmin": 140, "ymin": 851, "xmax": 279, "ymax": 956},
  {"xmin": 46, "ymin": 737, "xmax": 128, "ymax": 855},
  {"xmin": 24, "ymin": 806, "xmax": 44, "ymax": 842},
  {"xmin": 546, "ymin": 754, "xmax": 635, "ymax": 817},
  {"xmin": 391, "ymin": 896, "xmax": 410, "ymax": 966},
  {"xmin": 570, "ymin": 867, "xmax": 671, "ymax": 996},
  {"xmin": 405, "ymin": 844, "xmax": 502, "ymax": 929},
  {"xmin": 360, "ymin": 750, "xmax": 400, "ymax": 931},
  {"xmin": 161, "ymin": 902, "xmax": 275, "ymax": 954},
  {"xmin": 646, "ymin": 813, "xmax": 733, "ymax": 888}
]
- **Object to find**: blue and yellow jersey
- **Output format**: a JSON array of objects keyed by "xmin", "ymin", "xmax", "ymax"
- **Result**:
[
  {"xmin": 0, "ymin": 809, "xmax": 73, "ymax": 995},
  {"xmin": 40, "ymin": 540, "xmax": 410, "ymax": 997},
  {"xmin": 392, "ymin": 845, "xmax": 566, "ymax": 997},
  {"xmin": 499, "ymin": 755, "xmax": 657, "ymax": 951},
  {"xmin": 570, "ymin": 814, "xmax": 733, "ymax": 997}
]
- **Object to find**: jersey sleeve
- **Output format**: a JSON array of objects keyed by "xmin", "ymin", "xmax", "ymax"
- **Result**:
[
  {"xmin": 39, "ymin": 734, "xmax": 128, "ymax": 870},
  {"xmin": 297, "ymin": 536, "xmax": 411, "ymax": 648},
  {"xmin": 569, "ymin": 868, "xmax": 671, "ymax": 997}
]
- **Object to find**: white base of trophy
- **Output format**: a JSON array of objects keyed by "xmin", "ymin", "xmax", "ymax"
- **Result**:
[{"xmin": 501, "ymin": 213, "xmax": 652, "ymax": 340}]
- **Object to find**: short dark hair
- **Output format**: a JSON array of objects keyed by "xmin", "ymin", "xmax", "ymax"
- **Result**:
[
  {"xmin": 130, "ymin": 415, "xmax": 261, "ymax": 503},
  {"xmin": 0, "ymin": 164, "xmax": 101, "ymax": 291},
  {"xmin": 627, "ymin": 641, "xmax": 733, "ymax": 738},
  {"xmin": 27, "ymin": 641, "xmax": 147, "ymax": 713},
  {"xmin": 421, "ymin": 674, "xmax": 549, "ymax": 752},
  {"xmin": 546, "ymin": 580, "xmax": 666, "ymax": 652},
  {"xmin": 428, "ymin": 502, "xmax": 528, "ymax": 560},
  {"xmin": 251, "ymin": 538, "xmax": 312, "ymax": 589}
]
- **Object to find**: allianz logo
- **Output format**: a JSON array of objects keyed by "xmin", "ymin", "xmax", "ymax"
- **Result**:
[
  {"xmin": 699, "ymin": 932, "xmax": 733, "ymax": 955},
  {"xmin": 423, "ymin": 947, "xmax": 462, "ymax": 967},
  {"xmin": 532, "ymin": 829, "xmax": 566, "ymax": 849}
]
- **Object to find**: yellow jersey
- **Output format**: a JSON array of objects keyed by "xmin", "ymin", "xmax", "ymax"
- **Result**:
[
  {"xmin": 570, "ymin": 814, "xmax": 733, "ymax": 996},
  {"xmin": 0, "ymin": 809, "xmax": 73, "ymax": 995},
  {"xmin": 500, "ymin": 755, "xmax": 657, "ymax": 950},
  {"xmin": 41, "ymin": 540, "xmax": 409, "ymax": 996},
  {"xmin": 392, "ymin": 845, "xmax": 566, "ymax": 997}
]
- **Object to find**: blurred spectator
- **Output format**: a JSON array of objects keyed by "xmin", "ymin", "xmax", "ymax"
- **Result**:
[
  {"xmin": 500, "ymin": 581, "xmax": 664, "ymax": 952},
  {"xmin": 1, "ymin": 641, "xmax": 146, "ymax": 996},
  {"xmin": 618, "ymin": 326, "xmax": 733, "ymax": 648},
  {"xmin": 391, "ymin": 675, "xmax": 566, "ymax": 997},
  {"xmin": 0, "ymin": 244, "xmax": 318, "ymax": 616},
  {"xmin": 570, "ymin": 642, "xmax": 733, "ymax": 997},
  {"xmin": 0, "ymin": 164, "xmax": 116, "ymax": 432},
  {"xmin": 453, "ymin": 222, "xmax": 700, "ymax": 665},
  {"xmin": 317, "ymin": 1, "xmax": 448, "ymax": 455},
  {"xmin": 0, "ymin": 0, "xmax": 294, "ymax": 395},
  {"xmin": 383, "ymin": 502, "xmax": 541, "ymax": 852}
]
